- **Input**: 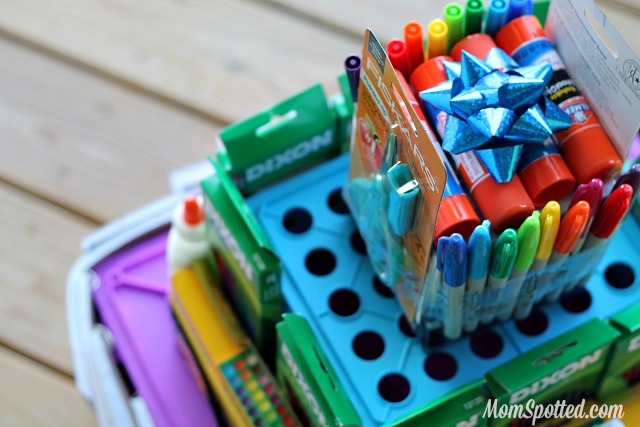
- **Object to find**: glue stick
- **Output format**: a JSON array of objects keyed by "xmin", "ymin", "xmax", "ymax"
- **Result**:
[
  {"xmin": 167, "ymin": 195, "xmax": 208, "ymax": 275},
  {"xmin": 450, "ymin": 34, "xmax": 576, "ymax": 207},
  {"xmin": 411, "ymin": 57, "xmax": 534, "ymax": 232},
  {"xmin": 496, "ymin": 15, "xmax": 622, "ymax": 184}
]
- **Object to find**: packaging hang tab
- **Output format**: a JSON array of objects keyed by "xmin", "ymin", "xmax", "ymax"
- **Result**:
[
  {"xmin": 344, "ymin": 28, "xmax": 447, "ymax": 325},
  {"xmin": 217, "ymin": 84, "xmax": 339, "ymax": 195}
]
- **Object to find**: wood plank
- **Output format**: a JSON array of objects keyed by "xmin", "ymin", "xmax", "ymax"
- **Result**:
[
  {"xmin": 0, "ymin": 38, "xmax": 217, "ymax": 224},
  {"xmin": 266, "ymin": 0, "xmax": 640, "ymax": 54},
  {"xmin": 0, "ymin": 182, "xmax": 95, "ymax": 374},
  {"xmin": 0, "ymin": 346, "xmax": 97, "ymax": 427},
  {"xmin": 0, "ymin": 0, "xmax": 357, "ymax": 125}
]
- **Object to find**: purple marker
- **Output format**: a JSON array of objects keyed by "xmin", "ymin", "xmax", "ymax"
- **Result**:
[
  {"xmin": 613, "ymin": 164, "xmax": 640, "ymax": 197},
  {"xmin": 569, "ymin": 178, "xmax": 604, "ymax": 254},
  {"xmin": 344, "ymin": 54, "xmax": 361, "ymax": 103}
]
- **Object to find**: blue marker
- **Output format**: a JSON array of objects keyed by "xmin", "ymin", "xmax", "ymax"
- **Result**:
[
  {"xmin": 506, "ymin": 0, "xmax": 532, "ymax": 22},
  {"xmin": 442, "ymin": 233, "xmax": 467, "ymax": 340},
  {"xmin": 485, "ymin": 0, "xmax": 508, "ymax": 37},
  {"xmin": 464, "ymin": 220, "xmax": 492, "ymax": 332}
]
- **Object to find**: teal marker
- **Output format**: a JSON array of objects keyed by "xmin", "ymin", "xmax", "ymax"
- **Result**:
[
  {"xmin": 497, "ymin": 212, "xmax": 540, "ymax": 321},
  {"xmin": 481, "ymin": 228, "xmax": 518, "ymax": 324},
  {"xmin": 464, "ymin": 220, "xmax": 492, "ymax": 333}
]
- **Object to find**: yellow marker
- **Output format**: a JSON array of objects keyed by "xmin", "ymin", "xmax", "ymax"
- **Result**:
[
  {"xmin": 513, "ymin": 201, "xmax": 561, "ymax": 319},
  {"xmin": 427, "ymin": 19, "xmax": 448, "ymax": 60}
]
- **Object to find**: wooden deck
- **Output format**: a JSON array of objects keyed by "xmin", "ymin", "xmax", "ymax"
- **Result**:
[{"xmin": 1, "ymin": 1, "xmax": 638, "ymax": 425}]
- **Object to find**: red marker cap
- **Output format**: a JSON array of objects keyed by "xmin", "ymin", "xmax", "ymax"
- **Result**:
[
  {"xmin": 590, "ymin": 184, "xmax": 633, "ymax": 239},
  {"xmin": 554, "ymin": 201, "xmax": 590, "ymax": 254},
  {"xmin": 183, "ymin": 196, "xmax": 204, "ymax": 226},
  {"xmin": 387, "ymin": 38, "xmax": 409, "ymax": 79}
]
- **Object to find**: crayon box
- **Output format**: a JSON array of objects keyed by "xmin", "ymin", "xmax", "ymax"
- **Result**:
[
  {"xmin": 201, "ymin": 158, "xmax": 281, "ymax": 358},
  {"xmin": 275, "ymin": 314, "xmax": 362, "ymax": 427},
  {"xmin": 485, "ymin": 319, "xmax": 620, "ymax": 427},
  {"xmin": 597, "ymin": 301, "xmax": 640, "ymax": 403}
]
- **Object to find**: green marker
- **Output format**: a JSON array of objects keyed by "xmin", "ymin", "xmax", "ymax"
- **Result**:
[
  {"xmin": 497, "ymin": 212, "xmax": 540, "ymax": 321},
  {"xmin": 481, "ymin": 228, "xmax": 517, "ymax": 324},
  {"xmin": 464, "ymin": 0, "xmax": 484, "ymax": 36},
  {"xmin": 444, "ymin": 3, "xmax": 464, "ymax": 54}
]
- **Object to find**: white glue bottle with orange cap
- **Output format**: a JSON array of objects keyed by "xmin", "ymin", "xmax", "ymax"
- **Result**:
[{"xmin": 167, "ymin": 194, "xmax": 208, "ymax": 275}]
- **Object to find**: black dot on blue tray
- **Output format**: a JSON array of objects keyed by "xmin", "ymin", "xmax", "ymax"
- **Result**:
[
  {"xmin": 398, "ymin": 315, "xmax": 416, "ymax": 338},
  {"xmin": 352, "ymin": 331, "xmax": 385, "ymax": 360},
  {"xmin": 329, "ymin": 289, "xmax": 360, "ymax": 317},
  {"xmin": 515, "ymin": 310, "xmax": 549, "ymax": 336},
  {"xmin": 282, "ymin": 208, "xmax": 312, "ymax": 234},
  {"xmin": 470, "ymin": 330, "xmax": 504, "ymax": 359},
  {"xmin": 605, "ymin": 262, "xmax": 635, "ymax": 289},
  {"xmin": 350, "ymin": 230, "xmax": 367, "ymax": 255},
  {"xmin": 378, "ymin": 373, "xmax": 410, "ymax": 403},
  {"xmin": 305, "ymin": 248, "xmax": 336, "ymax": 276},
  {"xmin": 328, "ymin": 188, "xmax": 349, "ymax": 214},
  {"xmin": 560, "ymin": 288, "xmax": 592, "ymax": 313},
  {"xmin": 373, "ymin": 276, "xmax": 394, "ymax": 298},
  {"xmin": 424, "ymin": 352, "xmax": 458, "ymax": 381}
]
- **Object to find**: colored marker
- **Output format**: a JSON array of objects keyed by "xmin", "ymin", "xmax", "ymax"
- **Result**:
[
  {"xmin": 387, "ymin": 38, "xmax": 409, "ymax": 79},
  {"xmin": 568, "ymin": 184, "xmax": 634, "ymax": 292},
  {"xmin": 481, "ymin": 228, "xmax": 518, "ymax": 324},
  {"xmin": 427, "ymin": 19, "xmax": 448, "ymax": 61},
  {"xmin": 442, "ymin": 233, "xmax": 467, "ymax": 340},
  {"xmin": 464, "ymin": 0, "xmax": 484, "ymax": 37},
  {"xmin": 344, "ymin": 54, "xmax": 361, "ymax": 103},
  {"xmin": 514, "ymin": 201, "xmax": 560, "ymax": 319},
  {"xmin": 497, "ymin": 16, "xmax": 622, "ymax": 184},
  {"xmin": 411, "ymin": 56, "xmax": 534, "ymax": 233},
  {"xmin": 612, "ymin": 164, "xmax": 640, "ymax": 197},
  {"xmin": 544, "ymin": 201, "xmax": 590, "ymax": 302},
  {"xmin": 569, "ymin": 178, "xmax": 603, "ymax": 255},
  {"xmin": 405, "ymin": 21, "xmax": 425, "ymax": 77},
  {"xmin": 498, "ymin": 211, "xmax": 540, "ymax": 321},
  {"xmin": 464, "ymin": 220, "xmax": 492, "ymax": 332},
  {"xmin": 485, "ymin": 0, "xmax": 508, "ymax": 37},
  {"xmin": 444, "ymin": 3, "xmax": 464, "ymax": 54},
  {"xmin": 506, "ymin": 0, "xmax": 533, "ymax": 23}
]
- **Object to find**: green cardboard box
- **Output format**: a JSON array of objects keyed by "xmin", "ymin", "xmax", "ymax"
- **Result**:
[
  {"xmin": 384, "ymin": 380, "xmax": 490, "ymax": 427},
  {"xmin": 276, "ymin": 314, "xmax": 362, "ymax": 427},
  {"xmin": 217, "ymin": 83, "xmax": 339, "ymax": 195},
  {"xmin": 485, "ymin": 319, "xmax": 620, "ymax": 427},
  {"xmin": 201, "ymin": 158, "xmax": 281, "ymax": 358},
  {"xmin": 597, "ymin": 301, "xmax": 640, "ymax": 403}
]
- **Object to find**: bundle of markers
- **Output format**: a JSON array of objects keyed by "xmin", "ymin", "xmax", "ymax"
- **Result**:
[{"xmin": 343, "ymin": 0, "xmax": 639, "ymax": 343}]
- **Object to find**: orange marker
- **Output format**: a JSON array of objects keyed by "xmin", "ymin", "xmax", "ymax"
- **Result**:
[
  {"xmin": 543, "ymin": 200, "xmax": 590, "ymax": 301},
  {"xmin": 411, "ymin": 56, "xmax": 534, "ymax": 233},
  {"xmin": 427, "ymin": 19, "xmax": 448, "ymax": 60},
  {"xmin": 405, "ymin": 21, "xmax": 425, "ymax": 77},
  {"xmin": 496, "ymin": 15, "xmax": 622, "ymax": 184}
]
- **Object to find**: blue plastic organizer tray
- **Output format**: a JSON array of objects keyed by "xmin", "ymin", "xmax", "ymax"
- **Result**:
[{"xmin": 247, "ymin": 154, "xmax": 521, "ymax": 425}]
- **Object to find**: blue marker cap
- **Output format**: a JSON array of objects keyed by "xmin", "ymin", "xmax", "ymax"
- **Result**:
[
  {"xmin": 436, "ymin": 235, "xmax": 450, "ymax": 273},
  {"xmin": 468, "ymin": 220, "xmax": 492, "ymax": 280},
  {"xmin": 444, "ymin": 233, "xmax": 467, "ymax": 287}
]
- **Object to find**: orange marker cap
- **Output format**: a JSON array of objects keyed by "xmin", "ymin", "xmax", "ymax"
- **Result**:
[
  {"xmin": 554, "ymin": 200, "xmax": 590, "ymax": 254},
  {"xmin": 435, "ymin": 194, "xmax": 481, "ymax": 241},
  {"xmin": 404, "ymin": 21, "xmax": 425, "ymax": 76},
  {"xmin": 410, "ymin": 56, "xmax": 453, "ymax": 93},
  {"xmin": 450, "ymin": 33, "xmax": 497, "ymax": 61}
]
